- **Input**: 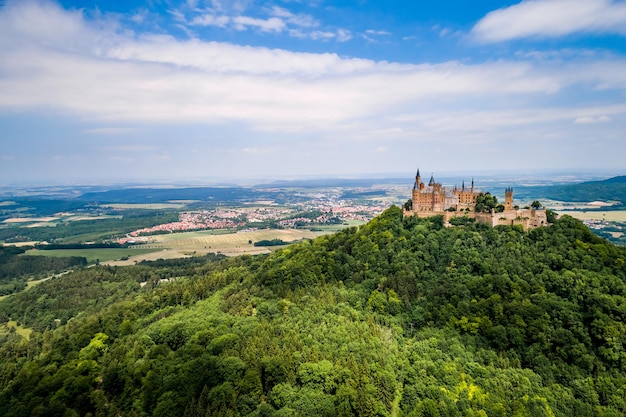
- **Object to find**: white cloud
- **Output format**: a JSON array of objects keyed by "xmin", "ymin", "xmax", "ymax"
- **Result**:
[
  {"xmin": 336, "ymin": 28, "xmax": 352, "ymax": 42},
  {"xmin": 232, "ymin": 16, "xmax": 285, "ymax": 32},
  {"xmin": 574, "ymin": 115, "xmax": 611, "ymax": 124},
  {"xmin": 309, "ymin": 30, "xmax": 336, "ymax": 40},
  {"xmin": 472, "ymin": 0, "xmax": 626, "ymax": 43},
  {"xmin": 190, "ymin": 14, "xmax": 230, "ymax": 27},
  {"xmin": 101, "ymin": 145, "xmax": 158, "ymax": 151},
  {"xmin": 270, "ymin": 6, "xmax": 318, "ymax": 28},
  {"xmin": 184, "ymin": 5, "xmax": 317, "ymax": 36},
  {"xmin": 365, "ymin": 29, "xmax": 391, "ymax": 36},
  {"xmin": 83, "ymin": 127, "xmax": 138, "ymax": 135}
]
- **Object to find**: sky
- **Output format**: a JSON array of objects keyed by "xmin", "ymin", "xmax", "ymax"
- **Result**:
[{"xmin": 1, "ymin": 0, "xmax": 626, "ymax": 185}]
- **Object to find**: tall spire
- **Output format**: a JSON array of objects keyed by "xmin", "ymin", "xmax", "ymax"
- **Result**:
[
  {"xmin": 428, "ymin": 173, "xmax": 435, "ymax": 186},
  {"xmin": 462, "ymin": 180, "xmax": 465, "ymax": 191},
  {"xmin": 471, "ymin": 178, "xmax": 474, "ymax": 192},
  {"xmin": 414, "ymin": 167, "xmax": 421, "ymax": 190}
]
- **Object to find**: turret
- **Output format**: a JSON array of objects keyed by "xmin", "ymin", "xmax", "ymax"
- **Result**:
[
  {"xmin": 504, "ymin": 187, "xmax": 514, "ymax": 211},
  {"xmin": 414, "ymin": 168, "xmax": 421, "ymax": 189}
]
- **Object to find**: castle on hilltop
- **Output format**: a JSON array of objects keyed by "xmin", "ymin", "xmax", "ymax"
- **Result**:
[{"xmin": 404, "ymin": 169, "xmax": 547, "ymax": 230}]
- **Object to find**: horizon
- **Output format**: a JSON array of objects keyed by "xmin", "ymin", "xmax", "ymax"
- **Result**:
[
  {"xmin": 1, "ymin": 167, "xmax": 623, "ymax": 191},
  {"xmin": 1, "ymin": 0, "xmax": 626, "ymax": 183}
]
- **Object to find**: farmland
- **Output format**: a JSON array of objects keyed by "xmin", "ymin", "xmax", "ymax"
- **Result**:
[
  {"xmin": 106, "ymin": 228, "xmax": 318, "ymax": 265},
  {"xmin": 24, "ymin": 247, "xmax": 162, "ymax": 263},
  {"xmin": 557, "ymin": 210, "xmax": 626, "ymax": 222}
]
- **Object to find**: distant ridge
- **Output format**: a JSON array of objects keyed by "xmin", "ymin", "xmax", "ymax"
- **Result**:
[{"xmin": 533, "ymin": 175, "xmax": 626, "ymax": 206}]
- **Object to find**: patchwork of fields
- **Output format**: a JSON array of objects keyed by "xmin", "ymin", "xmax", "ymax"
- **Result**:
[
  {"xmin": 18, "ymin": 229, "xmax": 319, "ymax": 266},
  {"xmin": 105, "ymin": 228, "xmax": 318, "ymax": 264}
]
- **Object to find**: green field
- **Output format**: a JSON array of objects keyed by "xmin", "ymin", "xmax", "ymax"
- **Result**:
[
  {"xmin": 24, "ymin": 248, "xmax": 162, "ymax": 263},
  {"xmin": 57, "ymin": 230, "xmax": 125, "ymax": 244},
  {"xmin": 309, "ymin": 220, "xmax": 365, "ymax": 235},
  {"xmin": 4, "ymin": 320, "xmax": 32, "ymax": 339}
]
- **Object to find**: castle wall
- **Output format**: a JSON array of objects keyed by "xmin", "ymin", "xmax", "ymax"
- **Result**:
[{"xmin": 404, "ymin": 206, "xmax": 548, "ymax": 231}]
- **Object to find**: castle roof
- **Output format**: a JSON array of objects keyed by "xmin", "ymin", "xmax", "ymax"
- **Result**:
[{"xmin": 428, "ymin": 174, "xmax": 435, "ymax": 186}]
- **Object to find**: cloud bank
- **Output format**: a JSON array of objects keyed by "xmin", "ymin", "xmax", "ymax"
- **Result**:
[
  {"xmin": 472, "ymin": 0, "xmax": 626, "ymax": 42},
  {"xmin": 1, "ymin": 0, "xmax": 625, "ymax": 134}
]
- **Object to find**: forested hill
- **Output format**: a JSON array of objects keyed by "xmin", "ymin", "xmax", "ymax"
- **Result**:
[
  {"xmin": 1, "ymin": 207, "xmax": 626, "ymax": 416},
  {"xmin": 532, "ymin": 174, "xmax": 626, "ymax": 204}
]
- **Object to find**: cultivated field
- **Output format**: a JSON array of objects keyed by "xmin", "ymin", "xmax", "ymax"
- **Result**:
[
  {"xmin": 558, "ymin": 210, "xmax": 626, "ymax": 222},
  {"xmin": 24, "ymin": 248, "xmax": 162, "ymax": 263},
  {"xmin": 105, "ymin": 228, "xmax": 317, "ymax": 265}
]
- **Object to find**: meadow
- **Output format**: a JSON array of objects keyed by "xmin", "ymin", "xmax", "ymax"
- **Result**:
[{"xmin": 4, "ymin": 320, "xmax": 32, "ymax": 339}]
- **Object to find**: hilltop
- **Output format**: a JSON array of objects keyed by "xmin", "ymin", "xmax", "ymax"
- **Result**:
[{"xmin": 1, "ymin": 208, "xmax": 625, "ymax": 416}]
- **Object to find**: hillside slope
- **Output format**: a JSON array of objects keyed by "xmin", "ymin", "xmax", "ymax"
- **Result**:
[
  {"xmin": 1, "ymin": 207, "xmax": 625, "ymax": 416},
  {"xmin": 533, "ymin": 175, "xmax": 626, "ymax": 205}
]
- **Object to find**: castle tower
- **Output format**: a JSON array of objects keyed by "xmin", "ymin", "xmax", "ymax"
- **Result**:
[
  {"xmin": 504, "ymin": 187, "xmax": 514, "ymax": 211},
  {"xmin": 471, "ymin": 178, "xmax": 474, "ymax": 193},
  {"xmin": 412, "ymin": 168, "xmax": 421, "ymax": 212}
]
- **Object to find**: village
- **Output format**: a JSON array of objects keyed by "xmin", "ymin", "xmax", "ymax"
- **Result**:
[{"xmin": 118, "ymin": 198, "xmax": 390, "ymax": 243}]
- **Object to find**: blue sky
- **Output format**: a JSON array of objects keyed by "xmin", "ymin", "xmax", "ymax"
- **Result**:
[{"xmin": 1, "ymin": 0, "xmax": 626, "ymax": 184}]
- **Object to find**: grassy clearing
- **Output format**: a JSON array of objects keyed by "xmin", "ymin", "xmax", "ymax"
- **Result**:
[
  {"xmin": 5, "ymin": 320, "xmax": 33, "ymax": 339},
  {"xmin": 3, "ymin": 217, "xmax": 57, "ymax": 223},
  {"xmin": 24, "ymin": 248, "xmax": 162, "ymax": 263},
  {"xmin": 558, "ymin": 210, "xmax": 626, "ymax": 222},
  {"xmin": 65, "ymin": 215, "xmax": 123, "ymax": 222},
  {"xmin": 153, "ymin": 229, "xmax": 316, "ymax": 250},
  {"xmin": 310, "ymin": 220, "xmax": 365, "ymax": 235},
  {"xmin": 59, "ymin": 230, "xmax": 125, "ymax": 244},
  {"xmin": 26, "ymin": 277, "xmax": 50, "ymax": 289}
]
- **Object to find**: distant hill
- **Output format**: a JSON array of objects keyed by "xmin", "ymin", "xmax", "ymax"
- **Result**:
[
  {"xmin": 79, "ymin": 187, "xmax": 259, "ymax": 204},
  {"xmin": 532, "ymin": 175, "xmax": 626, "ymax": 205}
]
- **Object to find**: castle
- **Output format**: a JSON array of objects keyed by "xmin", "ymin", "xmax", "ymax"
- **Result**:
[{"xmin": 403, "ymin": 169, "xmax": 548, "ymax": 230}]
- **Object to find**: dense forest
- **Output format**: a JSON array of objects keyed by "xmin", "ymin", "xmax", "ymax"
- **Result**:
[
  {"xmin": 1, "ymin": 207, "xmax": 625, "ymax": 416},
  {"xmin": 0, "ymin": 245, "xmax": 87, "ymax": 296}
]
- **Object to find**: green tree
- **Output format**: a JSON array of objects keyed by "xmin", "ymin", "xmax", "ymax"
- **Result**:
[{"xmin": 474, "ymin": 193, "xmax": 499, "ymax": 213}]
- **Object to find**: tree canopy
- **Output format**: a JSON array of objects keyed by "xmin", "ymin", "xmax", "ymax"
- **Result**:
[{"xmin": 1, "ymin": 207, "xmax": 625, "ymax": 416}]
